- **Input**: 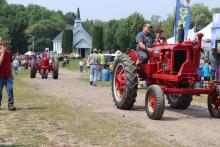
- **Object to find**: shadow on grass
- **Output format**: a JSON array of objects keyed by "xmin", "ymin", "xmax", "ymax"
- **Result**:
[
  {"xmin": 0, "ymin": 145, "xmax": 24, "ymax": 147},
  {"xmin": 16, "ymin": 106, "xmax": 47, "ymax": 111}
]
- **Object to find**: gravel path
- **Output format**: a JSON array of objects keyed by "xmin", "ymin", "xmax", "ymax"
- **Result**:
[{"xmin": 23, "ymin": 69, "xmax": 220, "ymax": 147}]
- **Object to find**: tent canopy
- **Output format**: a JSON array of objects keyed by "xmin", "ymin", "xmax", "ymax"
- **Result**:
[{"xmin": 167, "ymin": 23, "xmax": 212, "ymax": 44}]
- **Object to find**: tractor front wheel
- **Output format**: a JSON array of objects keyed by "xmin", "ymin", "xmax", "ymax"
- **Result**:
[
  {"xmin": 167, "ymin": 94, "xmax": 192, "ymax": 110},
  {"xmin": 145, "ymin": 85, "xmax": 165, "ymax": 120},
  {"xmin": 112, "ymin": 53, "xmax": 138, "ymax": 110},
  {"xmin": 208, "ymin": 86, "xmax": 220, "ymax": 118}
]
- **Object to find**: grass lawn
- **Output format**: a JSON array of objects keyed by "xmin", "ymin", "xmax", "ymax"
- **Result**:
[
  {"xmin": 0, "ymin": 69, "xmax": 165, "ymax": 146},
  {"xmin": 59, "ymin": 59, "xmax": 81, "ymax": 71}
]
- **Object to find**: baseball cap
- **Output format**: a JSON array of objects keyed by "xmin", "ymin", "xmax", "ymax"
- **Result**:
[
  {"xmin": 156, "ymin": 28, "xmax": 164, "ymax": 33},
  {"xmin": 93, "ymin": 48, "xmax": 98, "ymax": 52}
]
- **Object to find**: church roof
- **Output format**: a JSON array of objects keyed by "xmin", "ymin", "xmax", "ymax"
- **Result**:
[
  {"xmin": 53, "ymin": 31, "xmax": 63, "ymax": 41},
  {"xmin": 52, "ymin": 8, "xmax": 92, "ymax": 49}
]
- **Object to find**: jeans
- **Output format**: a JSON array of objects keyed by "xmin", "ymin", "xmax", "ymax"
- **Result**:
[
  {"xmin": 136, "ymin": 49, "xmax": 148, "ymax": 63},
  {"xmin": 0, "ymin": 77, "xmax": 14, "ymax": 106},
  {"xmin": 90, "ymin": 64, "xmax": 99, "ymax": 86},
  {"xmin": 98, "ymin": 64, "xmax": 104, "ymax": 81},
  {"xmin": 13, "ymin": 66, "xmax": 19, "ymax": 75}
]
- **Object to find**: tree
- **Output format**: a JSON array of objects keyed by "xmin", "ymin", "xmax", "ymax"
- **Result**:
[
  {"xmin": 161, "ymin": 14, "xmax": 175, "ymax": 38},
  {"xmin": 92, "ymin": 25, "xmax": 104, "ymax": 51},
  {"xmin": 104, "ymin": 19, "xmax": 119, "ymax": 52},
  {"xmin": 190, "ymin": 3, "xmax": 212, "ymax": 31},
  {"xmin": 63, "ymin": 12, "xmax": 76, "ymax": 25},
  {"xmin": 211, "ymin": 7, "xmax": 220, "ymax": 14},
  {"xmin": 83, "ymin": 19, "xmax": 94, "ymax": 35},
  {"xmin": 115, "ymin": 12, "xmax": 145, "ymax": 52},
  {"xmin": 150, "ymin": 15, "xmax": 162, "ymax": 28},
  {"xmin": 0, "ymin": 25, "xmax": 10, "ymax": 41},
  {"xmin": 62, "ymin": 29, "xmax": 73, "ymax": 54}
]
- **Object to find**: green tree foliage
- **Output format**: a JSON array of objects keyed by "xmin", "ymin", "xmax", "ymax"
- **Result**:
[
  {"xmin": 0, "ymin": 4, "xmax": 29, "ymax": 53},
  {"xmin": 92, "ymin": 25, "xmax": 104, "ymax": 51},
  {"xmin": 62, "ymin": 29, "xmax": 73, "ymax": 54},
  {"xmin": 104, "ymin": 19, "xmax": 119, "ymax": 52},
  {"xmin": 115, "ymin": 12, "xmax": 145, "ymax": 52},
  {"xmin": 190, "ymin": 3, "xmax": 212, "ymax": 31},
  {"xmin": 63, "ymin": 12, "xmax": 76, "ymax": 25},
  {"xmin": 0, "ymin": 25, "xmax": 10, "ymax": 41},
  {"xmin": 161, "ymin": 14, "xmax": 175, "ymax": 38},
  {"xmin": 83, "ymin": 19, "xmax": 94, "ymax": 35},
  {"xmin": 0, "ymin": 0, "xmax": 7, "ymax": 5},
  {"xmin": 211, "ymin": 8, "xmax": 220, "ymax": 14}
]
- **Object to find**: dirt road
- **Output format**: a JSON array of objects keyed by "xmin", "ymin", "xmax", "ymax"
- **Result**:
[{"xmin": 23, "ymin": 69, "xmax": 220, "ymax": 147}]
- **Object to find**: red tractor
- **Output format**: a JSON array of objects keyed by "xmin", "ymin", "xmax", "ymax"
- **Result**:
[
  {"xmin": 30, "ymin": 54, "xmax": 59, "ymax": 79},
  {"xmin": 112, "ymin": 33, "xmax": 220, "ymax": 120}
]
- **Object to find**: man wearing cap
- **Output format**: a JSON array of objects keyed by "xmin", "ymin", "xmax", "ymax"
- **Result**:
[
  {"xmin": 87, "ymin": 48, "xmax": 100, "ymax": 86},
  {"xmin": 154, "ymin": 27, "xmax": 167, "ymax": 46},
  {"xmin": 136, "ymin": 24, "xmax": 154, "ymax": 63},
  {"xmin": 0, "ymin": 41, "xmax": 16, "ymax": 111}
]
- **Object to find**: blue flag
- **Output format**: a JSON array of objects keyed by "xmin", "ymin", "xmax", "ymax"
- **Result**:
[{"xmin": 174, "ymin": 0, "xmax": 191, "ymax": 42}]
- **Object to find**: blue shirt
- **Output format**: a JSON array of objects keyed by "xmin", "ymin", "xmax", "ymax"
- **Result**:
[{"xmin": 203, "ymin": 63, "xmax": 212, "ymax": 77}]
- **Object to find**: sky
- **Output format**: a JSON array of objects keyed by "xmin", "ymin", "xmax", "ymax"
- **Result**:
[{"xmin": 7, "ymin": 0, "xmax": 219, "ymax": 21}]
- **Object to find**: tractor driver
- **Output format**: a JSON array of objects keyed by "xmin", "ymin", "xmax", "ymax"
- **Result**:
[
  {"xmin": 44, "ymin": 48, "xmax": 49, "ymax": 57},
  {"xmin": 136, "ymin": 23, "xmax": 154, "ymax": 64}
]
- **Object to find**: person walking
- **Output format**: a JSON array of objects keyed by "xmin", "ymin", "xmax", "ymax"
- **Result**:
[
  {"xmin": 0, "ymin": 41, "xmax": 16, "ymax": 111},
  {"xmin": 13, "ymin": 58, "xmax": 19, "ymax": 75},
  {"xmin": 79, "ymin": 60, "xmax": 84, "ymax": 73},
  {"xmin": 98, "ymin": 51, "xmax": 105, "ymax": 81},
  {"xmin": 87, "ymin": 48, "xmax": 100, "ymax": 86}
]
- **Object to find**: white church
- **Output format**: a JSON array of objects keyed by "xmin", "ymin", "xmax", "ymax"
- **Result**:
[{"xmin": 53, "ymin": 8, "xmax": 92, "ymax": 57}]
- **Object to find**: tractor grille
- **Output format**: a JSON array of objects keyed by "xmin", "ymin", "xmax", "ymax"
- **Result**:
[{"xmin": 174, "ymin": 50, "xmax": 187, "ymax": 73}]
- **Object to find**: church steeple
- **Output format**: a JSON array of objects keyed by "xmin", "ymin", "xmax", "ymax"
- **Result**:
[
  {"xmin": 74, "ymin": 8, "xmax": 82, "ymax": 28},
  {"xmin": 76, "ymin": 8, "xmax": 81, "ymax": 20}
]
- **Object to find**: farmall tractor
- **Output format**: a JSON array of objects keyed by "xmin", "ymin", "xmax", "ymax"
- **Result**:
[
  {"xmin": 30, "ymin": 53, "xmax": 59, "ymax": 79},
  {"xmin": 112, "ymin": 31, "xmax": 220, "ymax": 120}
]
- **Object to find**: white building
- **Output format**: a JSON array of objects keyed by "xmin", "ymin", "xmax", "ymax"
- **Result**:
[{"xmin": 52, "ymin": 8, "xmax": 92, "ymax": 57}]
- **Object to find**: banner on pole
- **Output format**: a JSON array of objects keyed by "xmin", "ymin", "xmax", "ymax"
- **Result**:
[{"xmin": 174, "ymin": 0, "xmax": 191, "ymax": 42}]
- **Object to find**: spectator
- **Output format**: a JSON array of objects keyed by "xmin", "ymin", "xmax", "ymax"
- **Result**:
[
  {"xmin": 98, "ymin": 51, "xmax": 105, "ymax": 81},
  {"xmin": 79, "ymin": 60, "xmax": 84, "ymax": 72},
  {"xmin": 209, "ymin": 49, "xmax": 217, "ymax": 80},
  {"xmin": 203, "ymin": 58, "xmax": 212, "ymax": 88},
  {"xmin": 87, "ymin": 48, "xmax": 100, "ymax": 86},
  {"xmin": 13, "ymin": 58, "xmax": 19, "ymax": 75},
  {"xmin": 0, "ymin": 41, "xmax": 16, "ymax": 111}
]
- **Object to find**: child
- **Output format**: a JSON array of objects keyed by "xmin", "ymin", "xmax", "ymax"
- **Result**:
[
  {"xmin": 79, "ymin": 60, "xmax": 84, "ymax": 72},
  {"xmin": 203, "ymin": 58, "xmax": 212, "ymax": 88}
]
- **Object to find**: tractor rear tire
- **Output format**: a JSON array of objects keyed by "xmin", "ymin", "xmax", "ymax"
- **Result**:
[
  {"xmin": 30, "ymin": 58, "xmax": 36, "ymax": 78},
  {"xmin": 112, "ymin": 53, "xmax": 138, "ymax": 110},
  {"xmin": 208, "ymin": 86, "xmax": 220, "ymax": 118},
  {"xmin": 53, "ymin": 59, "xmax": 59, "ymax": 79},
  {"xmin": 145, "ymin": 85, "xmax": 165, "ymax": 120},
  {"xmin": 167, "ymin": 94, "xmax": 192, "ymax": 110}
]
